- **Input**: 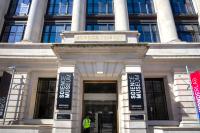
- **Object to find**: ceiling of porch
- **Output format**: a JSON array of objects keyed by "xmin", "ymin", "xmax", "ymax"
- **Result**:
[{"xmin": 76, "ymin": 62, "xmax": 124, "ymax": 78}]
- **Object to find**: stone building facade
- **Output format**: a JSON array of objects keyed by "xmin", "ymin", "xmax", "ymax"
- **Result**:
[{"xmin": 0, "ymin": 0, "xmax": 200, "ymax": 133}]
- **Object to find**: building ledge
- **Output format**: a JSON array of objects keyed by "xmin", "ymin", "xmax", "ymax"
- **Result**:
[
  {"xmin": 0, "ymin": 125, "xmax": 52, "ymax": 128},
  {"xmin": 147, "ymin": 120, "xmax": 179, "ymax": 126},
  {"xmin": 52, "ymin": 43, "xmax": 149, "ymax": 60},
  {"xmin": 0, "ymin": 42, "xmax": 200, "ymax": 61},
  {"xmin": 153, "ymin": 126, "xmax": 200, "ymax": 130},
  {"xmin": 146, "ymin": 43, "xmax": 200, "ymax": 59}
]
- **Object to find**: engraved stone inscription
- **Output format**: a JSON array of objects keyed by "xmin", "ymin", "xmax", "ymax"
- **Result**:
[{"xmin": 74, "ymin": 34, "xmax": 126, "ymax": 42}]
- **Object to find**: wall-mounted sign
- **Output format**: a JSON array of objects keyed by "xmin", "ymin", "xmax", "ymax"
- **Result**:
[
  {"xmin": 130, "ymin": 115, "xmax": 144, "ymax": 120},
  {"xmin": 0, "ymin": 71, "xmax": 12, "ymax": 118},
  {"xmin": 127, "ymin": 73, "xmax": 144, "ymax": 111},
  {"xmin": 190, "ymin": 71, "xmax": 200, "ymax": 119},
  {"xmin": 57, "ymin": 73, "xmax": 73, "ymax": 110},
  {"xmin": 57, "ymin": 114, "xmax": 71, "ymax": 119}
]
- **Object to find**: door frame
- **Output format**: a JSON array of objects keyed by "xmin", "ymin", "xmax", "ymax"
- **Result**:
[{"xmin": 82, "ymin": 80, "xmax": 118, "ymax": 133}]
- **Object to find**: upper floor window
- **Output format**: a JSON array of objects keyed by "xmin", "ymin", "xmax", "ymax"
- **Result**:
[
  {"xmin": 87, "ymin": 0, "xmax": 113, "ymax": 15},
  {"xmin": 176, "ymin": 24, "xmax": 200, "ymax": 42},
  {"xmin": 42, "ymin": 23, "xmax": 71, "ymax": 43},
  {"xmin": 47, "ymin": 0, "xmax": 73, "ymax": 16},
  {"xmin": 127, "ymin": 0, "xmax": 155, "ymax": 15},
  {"xmin": 8, "ymin": 0, "xmax": 31, "ymax": 16},
  {"xmin": 1, "ymin": 23, "xmax": 25, "ymax": 43},
  {"xmin": 86, "ymin": 23, "xmax": 114, "ymax": 31},
  {"xmin": 130, "ymin": 23, "xmax": 160, "ymax": 42},
  {"xmin": 170, "ymin": 0, "xmax": 195, "ymax": 15}
]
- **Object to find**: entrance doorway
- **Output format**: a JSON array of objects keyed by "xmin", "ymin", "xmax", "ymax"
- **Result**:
[{"xmin": 83, "ymin": 81, "xmax": 117, "ymax": 133}]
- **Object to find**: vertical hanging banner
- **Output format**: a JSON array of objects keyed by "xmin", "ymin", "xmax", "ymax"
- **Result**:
[
  {"xmin": 0, "ymin": 71, "xmax": 12, "ymax": 118},
  {"xmin": 127, "ymin": 73, "xmax": 144, "ymax": 111},
  {"xmin": 57, "ymin": 73, "xmax": 73, "ymax": 110},
  {"xmin": 190, "ymin": 71, "xmax": 200, "ymax": 119}
]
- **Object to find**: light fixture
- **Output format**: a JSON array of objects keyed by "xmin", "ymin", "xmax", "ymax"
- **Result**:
[
  {"xmin": 96, "ymin": 62, "xmax": 104, "ymax": 74},
  {"xmin": 97, "ymin": 71, "xmax": 103, "ymax": 74}
]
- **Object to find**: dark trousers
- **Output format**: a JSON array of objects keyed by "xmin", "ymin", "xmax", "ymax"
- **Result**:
[{"xmin": 83, "ymin": 128, "xmax": 90, "ymax": 133}]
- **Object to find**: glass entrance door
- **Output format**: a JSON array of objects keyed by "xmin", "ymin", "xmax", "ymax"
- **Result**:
[{"xmin": 84, "ymin": 101, "xmax": 117, "ymax": 133}]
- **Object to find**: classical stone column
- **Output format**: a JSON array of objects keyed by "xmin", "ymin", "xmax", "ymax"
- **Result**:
[
  {"xmin": 120, "ymin": 65, "xmax": 147, "ymax": 133},
  {"xmin": 154, "ymin": 0, "xmax": 179, "ymax": 43},
  {"xmin": 114, "ymin": 0, "xmax": 129, "ymax": 31},
  {"xmin": 0, "ymin": 0, "xmax": 10, "ymax": 35},
  {"xmin": 23, "ymin": 0, "xmax": 48, "ymax": 42},
  {"xmin": 192, "ymin": 0, "xmax": 200, "ymax": 25},
  {"xmin": 71, "ymin": 0, "xmax": 86, "ymax": 31}
]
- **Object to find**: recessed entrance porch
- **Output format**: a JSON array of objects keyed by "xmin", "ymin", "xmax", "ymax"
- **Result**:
[{"xmin": 83, "ymin": 81, "xmax": 118, "ymax": 133}]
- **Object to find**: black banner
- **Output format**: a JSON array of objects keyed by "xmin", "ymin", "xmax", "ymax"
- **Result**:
[
  {"xmin": 0, "ymin": 71, "xmax": 12, "ymax": 118},
  {"xmin": 57, "ymin": 73, "xmax": 73, "ymax": 110},
  {"xmin": 127, "ymin": 73, "xmax": 144, "ymax": 111}
]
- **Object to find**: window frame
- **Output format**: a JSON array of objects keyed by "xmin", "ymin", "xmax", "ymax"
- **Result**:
[
  {"xmin": 33, "ymin": 78, "xmax": 56, "ymax": 119},
  {"xmin": 127, "ymin": 0, "xmax": 155, "ymax": 15},
  {"xmin": 145, "ymin": 78, "xmax": 169, "ymax": 121},
  {"xmin": 7, "ymin": 0, "xmax": 32, "ymax": 16},
  {"xmin": 176, "ymin": 23, "xmax": 200, "ymax": 42},
  {"xmin": 46, "ymin": 0, "xmax": 73, "ymax": 16},
  {"xmin": 0, "ymin": 22, "xmax": 26, "ymax": 43},
  {"xmin": 41, "ymin": 22, "xmax": 71, "ymax": 43},
  {"xmin": 130, "ymin": 22, "xmax": 160, "ymax": 42},
  {"xmin": 86, "ymin": 23, "xmax": 114, "ymax": 31},
  {"xmin": 87, "ymin": 0, "xmax": 114, "ymax": 15},
  {"xmin": 170, "ymin": 0, "xmax": 196, "ymax": 15}
]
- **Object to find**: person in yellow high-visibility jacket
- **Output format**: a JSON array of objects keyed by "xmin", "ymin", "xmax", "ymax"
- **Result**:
[{"xmin": 83, "ymin": 115, "xmax": 91, "ymax": 133}]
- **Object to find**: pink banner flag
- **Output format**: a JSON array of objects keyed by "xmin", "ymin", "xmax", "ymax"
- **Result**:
[{"xmin": 190, "ymin": 71, "xmax": 200, "ymax": 119}]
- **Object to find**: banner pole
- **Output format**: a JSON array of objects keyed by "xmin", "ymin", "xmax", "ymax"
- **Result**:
[{"xmin": 185, "ymin": 65, "xmax": 200, "ymax": 125}]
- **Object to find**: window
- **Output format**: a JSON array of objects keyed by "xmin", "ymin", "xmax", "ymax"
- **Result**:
[
  {"xmin": 176, "ymin": 24, "xmax": 200, "ymax": 42},
  {"xmin": 145, "ymin": 78, "xmax": 169, "ymax": 120},
  {"xmin": 42, "ymin": 23, "xmax": 71, "ymax": 43},
  {"xmin": 1, "ymin": 23, "xmax": 26, "ymax": 43},
  {"xmin": 86, "ymin": 23, "xmax": 114, "ymax": 31},
  {"xmin": 2, "ymin": 0, "xmax": 29, "ymax": 43},
  {"xmin": 8, "ymin": 0, "xmax": 31, "ymax": 16},
  {"xmin": 130, "ymin": 23, "xmax": 159, "ymax": 42},
  {"xmin": 87, "ymin": 0, "xmax": 113, "ymax": 15},
  {"xmin": 127, "ymin": 0, "xmax": 155, "ymax": 14},
  {"xmin": 47, "ymin": 0, "xmax": 73, "ymax": 15},
  {"xmin": 34, "ymin": 78, "xmax": 56, "ymax": 119},
  {"xmin": 170, "ymin": 0, "xmax": 195, "ymax": 15}
]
